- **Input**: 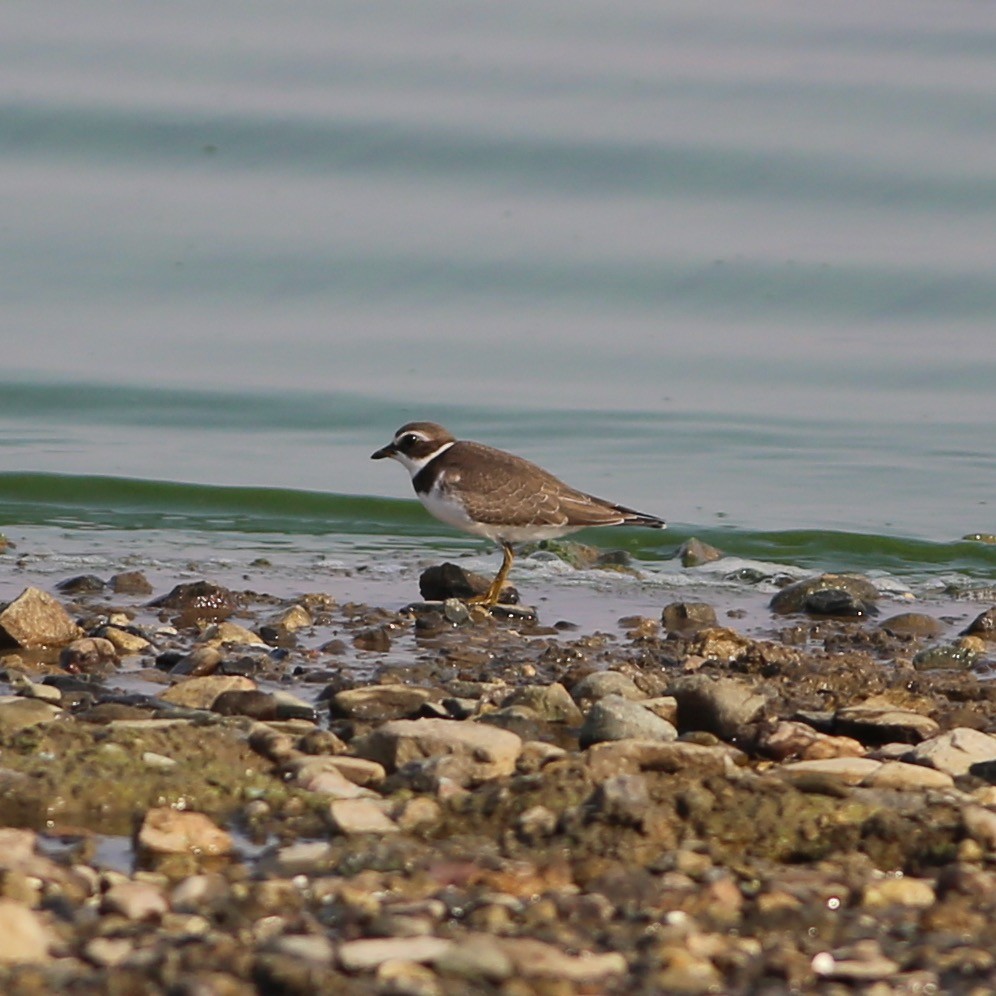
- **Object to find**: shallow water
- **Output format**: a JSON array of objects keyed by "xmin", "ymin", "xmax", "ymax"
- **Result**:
[{"xmin": 1, "ymin": 0, "xmax": 994, "ymax": 601}]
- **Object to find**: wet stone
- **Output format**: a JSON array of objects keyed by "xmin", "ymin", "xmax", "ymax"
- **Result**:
[
  {"xmin": 590, "ymin": 773, "xmax": 651, "ymax": 827},
  {"xmin": 418, "ymin": 562, "xmax": 518, "ymax": 605},
  {"xmin": 879, "ymin": 612, "xmax": 944, "ymax": 639},
  {"xmin": 211, "ymin": 689, "xmax": 283, "ymax": 720},
  {"xmin": 0, "ymin": 586, "xmax": 84, "ymax": 648},
  {"xmin": 0, "ymin": 697, "xmax": 63, "ymax": 736},
  {"xmin": 578, "ymin": 695, "xmax": 678, "ymax": 748},
  {"xmin": 328, "ymin": 798, "xmax": 399, "ymax": 836},
  {"xmin": 148, "ymin": 580, "xmax": 240, "ymax": 624},
  {"xmin": 56, "ymin": 574, "xmax": 106, "ymax": 594},
  {"xmin": 110, "ymin": 570, "xmax": 154, "ymax": 595},
  {"xmin": 98, "ymin": 624, "xmax": 151, "ymax": 655},
  {"xmin": 353, "ymin": 625, "xmax": 393, "ymax": 652},
  {"xmin": 770, "ymin": 573, "xmax": 879, "ymax": 617},
  {"xmin": 964, "ymin": 606, "xmax": 996, "ymax": 639},
  {"xmin": 59, "ymin": 637, "xmax": 118, "ymax": 673},
  {"xmin": 661, "ymin": 601, "xmax": 718, "ymax": 634},
  {"xmin": 500, "ymin": 683, "xmax": 583, "ymax": 724},
  {"xmin": 913, "ymin": 643, "xmax": 980, "ymax": 670},
  {"xmin": 677, "ymin": 537, "xmax": 725, "ymax": 567}
]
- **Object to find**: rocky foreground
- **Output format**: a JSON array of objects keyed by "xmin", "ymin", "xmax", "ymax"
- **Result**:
[{"xmin": 0, "ymin": 557, "xmax": 995, "ymax": 994}]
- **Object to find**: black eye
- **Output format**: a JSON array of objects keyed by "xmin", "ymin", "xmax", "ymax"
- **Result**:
[{"xmin": 400, "ymin": 433, "xmax": 420, "ymax": 448}]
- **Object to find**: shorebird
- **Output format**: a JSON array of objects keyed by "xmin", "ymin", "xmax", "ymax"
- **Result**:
[{"xmin": 371, "ymin": 421, "xmax": 666, "ymax": 606}]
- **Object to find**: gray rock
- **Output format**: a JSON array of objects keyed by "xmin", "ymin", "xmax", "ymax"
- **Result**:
[
  {"xmin": 834, "ymin": 705, "xmax": 939, "ymax": 745},
  {"xmin": 500, "ymin": 683, "xmax": 583, "ymax": 724},
  {"xmin": 110, "ymin": 570, "xmax": 154, "ymax": 595},
  {"xmin": 419, "ymin": 563, "xmax": 517, "ymax": 604},
  {"xmin": 0, "ymin": 587, "xmax": 83, "ymax": 648},
  {"xmin": 770, "ymin": 573, "xmax": 879, "ymax": 617},
  {"xmin": 579, "ymin": 695, "xmax": 678, "ymax": 748},
  {"xmin": 668, "ymin": 675, "xmax": 766, "ymax": 739},
  {"xmin": 570, "ymin": 671, "xmax": 645, "ymax": 704},
  {"xmin": 159, "ymin": 675, "xmax": 255, "ymax": 710},
  {"xmin": 906, "ymin": 727, "xmax": 996, "ymax": 776},
  {"xmin": 434, "ymin": 934, "xmax": 514, "ymax": 982},
  {"xmin": 352, "ymin": 718, "xmax": 522, "ymax": 782}
]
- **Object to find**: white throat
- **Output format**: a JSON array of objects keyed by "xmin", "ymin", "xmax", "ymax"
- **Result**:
[{"xmin": 393, "ymin": 439, "xmax": 455, "ymax": 479}]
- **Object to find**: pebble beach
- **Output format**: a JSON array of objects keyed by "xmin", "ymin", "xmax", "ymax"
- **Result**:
[{"xmin": 1, "ymin": 539, "xmax": 995, "ymax": 994}]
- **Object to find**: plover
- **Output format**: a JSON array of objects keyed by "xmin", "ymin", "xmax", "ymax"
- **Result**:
[{"xmin": 371, "ymin": 421, "xmax": 666, "ymax": 606}]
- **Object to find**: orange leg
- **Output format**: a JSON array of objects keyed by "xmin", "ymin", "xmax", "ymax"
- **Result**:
[{"xmin": 468, "ymin": 542, "xmax": 515, "ymax": 607}]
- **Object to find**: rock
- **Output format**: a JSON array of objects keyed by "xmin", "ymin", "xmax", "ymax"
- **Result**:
[
  {"xmin": 352, "ymin": 718, "xmax": 522, "ymax": 783},
  {"xmin": 393, "ymin": 797, "xmax": 444, "ymax": 833},
  {"xmin": 59, "ymin": 637, "xmax": 118, "ymax": 672},
  {"xmin": 964, "ymin": 607, "xmax": 996, "ymax": 639},
  {"xmin": 148, "ymin": 580, "xmax": 239, "ymax": 624},
  {"xmin": 770, "ymin": 573, "xmax": 879, "ymax": 617},
  {"xmin": 590, "ymin": 773, "xmax": 651, "ymax": 827},
  {"xmin": 159, "ymin": 675, "xmax": 256, "ymax": 709},
  {"xmin": 84, "ymin": 937, "xmax": 133, "ymax": 968},
  {"xmin": 137, "ymin": 807, "xmax": 233, "ymax": 857},
  {"xmin": 755, "ymin": 720, "xmax": 865, "ymax": 761},
  {"xmin": 569, "ymin": 671, "xmax": 646, "ymax": 704},
  {"xmin": 0, "ymin": 697, "xmax": 62, "ymax": 736},
  {"xmin": 585, "ymin": 739, "xmax": 735, "ymax": 783},
  {"xmin": 168, "ymin": 644, "xmax": 224, "ymax": 677},
  {"xmin": 812, "ymin": 940, "xmax": 899, "ymax": 981},
  {"xmin": 99, "ymin": 625, "xmax": 151, "ymax": 655},
  {"xmin": 353, "ymin": 626, "xmax": 393, "ymax": 652},
  {"xmin": 906, "ymin": 728, "xmax": 996, "ymax": 776},
  {"xmin": 267, "ymin": 933, "xmax": 336, "ymax": 966},
  {"xmin": 963, "ymin": 805, "xmax": 996, "ymax": 850},
  {"xmin": 284, "ymin": 758, "xmax": 379, "ymax": 798},
  {"xmin": 337, "ymin": 936, "xmax": 453, "ymax": 972},
  {"xmin": 201, "ymin": 621, "xmax": 266, "ymax": 646},
  {"xmin": 434, "ymin": 934, "xmax": 514, "ymax": 982},
  {"xmin": 661, "ymin": 601, "xmax": 718, "ymax": 634},
  {"xmin": 862, "ymin": 877, "xmax": 936, "ymax": 909},
  {"xmin": 332, "ymin": 684, "xmax": 434, "ymax": 721},
  {"xmin": 100, "ymin": 880, "xmax": 168, "ymax": 921},
  {"xmin": 677, "ymin": 537, "xmax": 724, "ymax": 567},
  {"xmin": 110, "ymin": 570, "xmax": 154, "ymax": 595},
  {"xmin": 0, "ymin": 899, "xmax": 52, "ymax": 964},
  {"xmin": 834, "ymin": 704, "xmax": 939, "ymax": 745},
  {"xmin": 862, "ymin": 761, "xmax": 954, "ymax": 791},
  {"xmin": 779, "ymin": 757, "xmax": 883, "ymax": 787},
  {"xmin": 500, "ymin": 683, "xmax": 583, "ymax": 724},
  {"xmin": 321, "ymin": 756, "xmax": 386, "ymax": 787},
  {"xmin": 418, "ymin": 563, "xmax": 517, "ymax": 605},
  {"xmin": 0, "ymin": 587, "xmax": 83, "ymax": 648},
  {"xmin": 879, "ymin": 612, "xmax": 944, "ymax": 639},
  {"xmin": 210, "ymin": 689, "xmax": 282, "ymax": 719},
  {"xmin": 669, "ymin": 675, "xmax": 766, "ymax": 739},
  {"xmin": 578, "ymin": 695, "xmax": 678, "ymax": 748},
  {"xmin": 56, "ymin": 574, "xmax": 106, "ymax": 594},
  {"xmin": 328, "ymin": 799, "xmax": 399, "ymax": 835},
  {"xmin": 493, "ymin": 937, "xmax": 627, "ymax": 982},
  {"xmin": 688, "ymin": 626, "xmax": 753, "ymax": 662},
  {"xmin": 913, "ymin": 643, "xmax": 980, "ymax": 670},
  {"xmin": 264, "ymin": 604, "xmax": 313, "ymax": 632}
]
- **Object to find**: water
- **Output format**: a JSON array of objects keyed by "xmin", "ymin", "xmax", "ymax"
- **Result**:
[{"xmin": 1, "ymin": 1, "xmax": 994, "ymax": 610}]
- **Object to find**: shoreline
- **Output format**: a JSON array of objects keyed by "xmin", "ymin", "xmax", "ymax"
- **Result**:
[{"xmin": 0, "ymin": 550, "xmax": 994, "ymax": 990}]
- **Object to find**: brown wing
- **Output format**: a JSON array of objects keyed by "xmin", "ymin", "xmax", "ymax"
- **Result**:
[{"xmin": 436, "ymin": 442, "xmax": 639, "ymax": 528}]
